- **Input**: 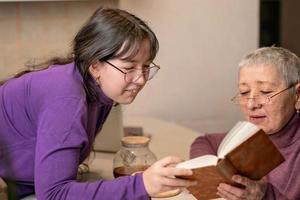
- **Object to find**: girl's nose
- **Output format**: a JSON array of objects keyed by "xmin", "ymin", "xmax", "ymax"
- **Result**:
[{"xmin": 133, "ymin": 73, "xmax": 146, "ymax": 85}]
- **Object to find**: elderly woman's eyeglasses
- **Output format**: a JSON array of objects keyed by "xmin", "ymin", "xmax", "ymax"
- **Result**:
[
  {"xmin": 231, "ymin": 83, "xmax": 297, "ymax": 105},
  {"xmin": 104, "ymin": 60, "xmax": 160, "ymax": 83}
]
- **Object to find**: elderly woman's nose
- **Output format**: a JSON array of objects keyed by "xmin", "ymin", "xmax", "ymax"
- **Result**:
[{"xmin": 246, "ymin": 98, "xmax": 261, "ymax": 109}]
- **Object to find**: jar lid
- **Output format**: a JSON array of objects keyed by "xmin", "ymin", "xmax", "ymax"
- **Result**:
[{"xmin": 121, "ymin": 136, "xmax": 150, "ymax": 147}]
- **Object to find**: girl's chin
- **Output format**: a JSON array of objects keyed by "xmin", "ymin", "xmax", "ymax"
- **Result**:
[
  {"xmin": 119, "ymin": 100, "xmax": 133, "ymax": 105},
  {"xmin": 115, "ymin": 96, "xmax": 136, "ymax": 105}
]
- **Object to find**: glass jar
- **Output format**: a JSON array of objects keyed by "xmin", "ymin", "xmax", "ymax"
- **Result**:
[{"xmin": 113, "ymin": 136, "xmax": 157, "ymax": 178}]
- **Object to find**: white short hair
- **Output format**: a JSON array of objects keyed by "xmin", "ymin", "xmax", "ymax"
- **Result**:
[{"xmin": 238, "ymin": 47, "xmax": 300, "ymax": 91}]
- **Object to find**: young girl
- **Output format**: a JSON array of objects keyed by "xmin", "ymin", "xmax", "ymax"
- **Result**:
[{"xmin": 0, "ymin": 7, "xmax": 195, "ymax": 199}]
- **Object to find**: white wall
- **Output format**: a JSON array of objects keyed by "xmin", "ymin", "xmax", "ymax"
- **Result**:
[{"xmin": 120, "ymin": 0, "xmax": 259, "ymax": 133}]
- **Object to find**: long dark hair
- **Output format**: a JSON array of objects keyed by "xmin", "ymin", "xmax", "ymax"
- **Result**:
[{"xmin": 0, "ymin": 7, "xmax": 159, "ymax": 103}]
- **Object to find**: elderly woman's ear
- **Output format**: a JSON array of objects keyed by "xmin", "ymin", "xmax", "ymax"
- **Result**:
[{"xmin": 295, "ymin": 83, "xmax": 300, "ymax": 110}]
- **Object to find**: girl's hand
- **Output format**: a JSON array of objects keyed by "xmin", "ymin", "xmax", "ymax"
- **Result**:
[
  {"xmin": 217, "ymin": 175, "xmax": 267, "ymax": 200},
  {"xmin": 142, "ymin": 156, "xmax": 197, "ymax": 197}
]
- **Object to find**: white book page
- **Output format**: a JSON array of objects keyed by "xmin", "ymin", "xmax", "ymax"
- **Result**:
[
  {"xmin": 176, "ymin": 155, "xmax": 218, "ymax": 169},
  {"xmin": 217, "ymin": 121, "xmax": 260, "ymax": 159},
  {"xmin": 217, "ymin": 121, "xmax": 243, "ymax": 155}
]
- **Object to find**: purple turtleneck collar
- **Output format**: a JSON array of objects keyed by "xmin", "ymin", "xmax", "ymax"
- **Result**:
[
  {"xmin": 269, "ymin": 112, "xmax": 300, "ymax": 148},
  {"xmin": 92, "ymin": 80, "xmax": 114, "ymax": 106}
]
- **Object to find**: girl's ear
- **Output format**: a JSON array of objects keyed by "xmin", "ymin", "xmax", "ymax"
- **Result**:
[{"xmin": 88, "ymin": 62, "xmax": 102, "ymax": 78}]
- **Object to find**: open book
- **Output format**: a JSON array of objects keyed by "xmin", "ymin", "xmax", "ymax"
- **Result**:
[{"xmin": 176, "ymin": 121, "xmax": 285, "ymax": 200}]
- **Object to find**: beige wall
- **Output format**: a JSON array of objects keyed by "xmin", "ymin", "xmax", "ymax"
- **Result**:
[
  {"xmin": 0, "ymin": 0, "xmax": 117, "ymax": 79},
  {"xmin": 0, "ymin": 1, "xmax": 259, "ymax": 133},
  {"xmin": 120, "ymin": 0, "xmax": 259, "ymax": 133}
]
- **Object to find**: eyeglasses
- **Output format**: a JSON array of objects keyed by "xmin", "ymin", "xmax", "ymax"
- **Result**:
[
  {"xmin": 231, "ymin": 83, "xmax": 297, "ymax": 105},
  {"xmin": 104, "ymin": 60, "xmax": 160, "ymax": 83}
]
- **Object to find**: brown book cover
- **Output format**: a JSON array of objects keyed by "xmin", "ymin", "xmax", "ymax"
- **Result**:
[{"xmin": 177, "ymin": 122, "xmax": 285, "ymax": 200}]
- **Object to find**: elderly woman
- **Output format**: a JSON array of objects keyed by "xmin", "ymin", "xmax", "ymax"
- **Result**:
[{"xmin": 190, "ymin": 47, "xmax": 300, "ymax": 200}]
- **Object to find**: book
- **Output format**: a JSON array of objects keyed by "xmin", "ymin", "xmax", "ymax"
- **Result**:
[{"xmin": 176, "ymin": 121, "xmax": 285, "ymax": 200}]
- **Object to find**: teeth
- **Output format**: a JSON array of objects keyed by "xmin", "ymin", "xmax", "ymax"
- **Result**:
[
  {"xmin": 126, "ymin": 89, "xmax": 138, "ymax": 94},
  {"xmin": 127, "ymin": 89, "xmax": 138, "ymax": 92}
]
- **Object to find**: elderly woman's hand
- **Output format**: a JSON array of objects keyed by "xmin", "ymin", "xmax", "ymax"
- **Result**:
[
  {"xmin": 217, "ymin": 175, "xmax": 267, "ymax": 200},
  {"xmin": 142, "ymin": 156, "xmax": 197, "ymax": 197}
]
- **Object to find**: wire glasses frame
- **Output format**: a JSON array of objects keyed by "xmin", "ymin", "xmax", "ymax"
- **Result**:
[
  {"xmin": 231, "ymin": 83, "xmax": 297, "ymax": 105},
  {"xmin": 104, "ymin": 60, "xmax": 160, "ymax": 83}
]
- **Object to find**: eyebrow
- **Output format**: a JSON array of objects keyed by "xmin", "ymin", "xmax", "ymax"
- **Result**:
[
  {"xmin": 119, "ymin": 60, "xmax": 152, "ymax": 68},
  {"xmin": 239, "ymin": 81, "xmax": 277, "ymax": 85},
  {"xmin": 119, "ymin": 56, "xmax": 152, "ymax": 63}
]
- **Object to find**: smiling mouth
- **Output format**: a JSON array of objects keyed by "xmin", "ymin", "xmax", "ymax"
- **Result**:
[{"xmin": 125, "ymin": 89, "xmax": 139, "ymax": 95}]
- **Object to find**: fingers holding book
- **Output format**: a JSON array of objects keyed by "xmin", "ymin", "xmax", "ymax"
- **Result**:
[
  {"xmin": 217, "ymin": 175, "xmax": 268, "ymax": 200},
  {"xmin": 142, "ymin": 156, "xmax": 197, "ymax": 198}
]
